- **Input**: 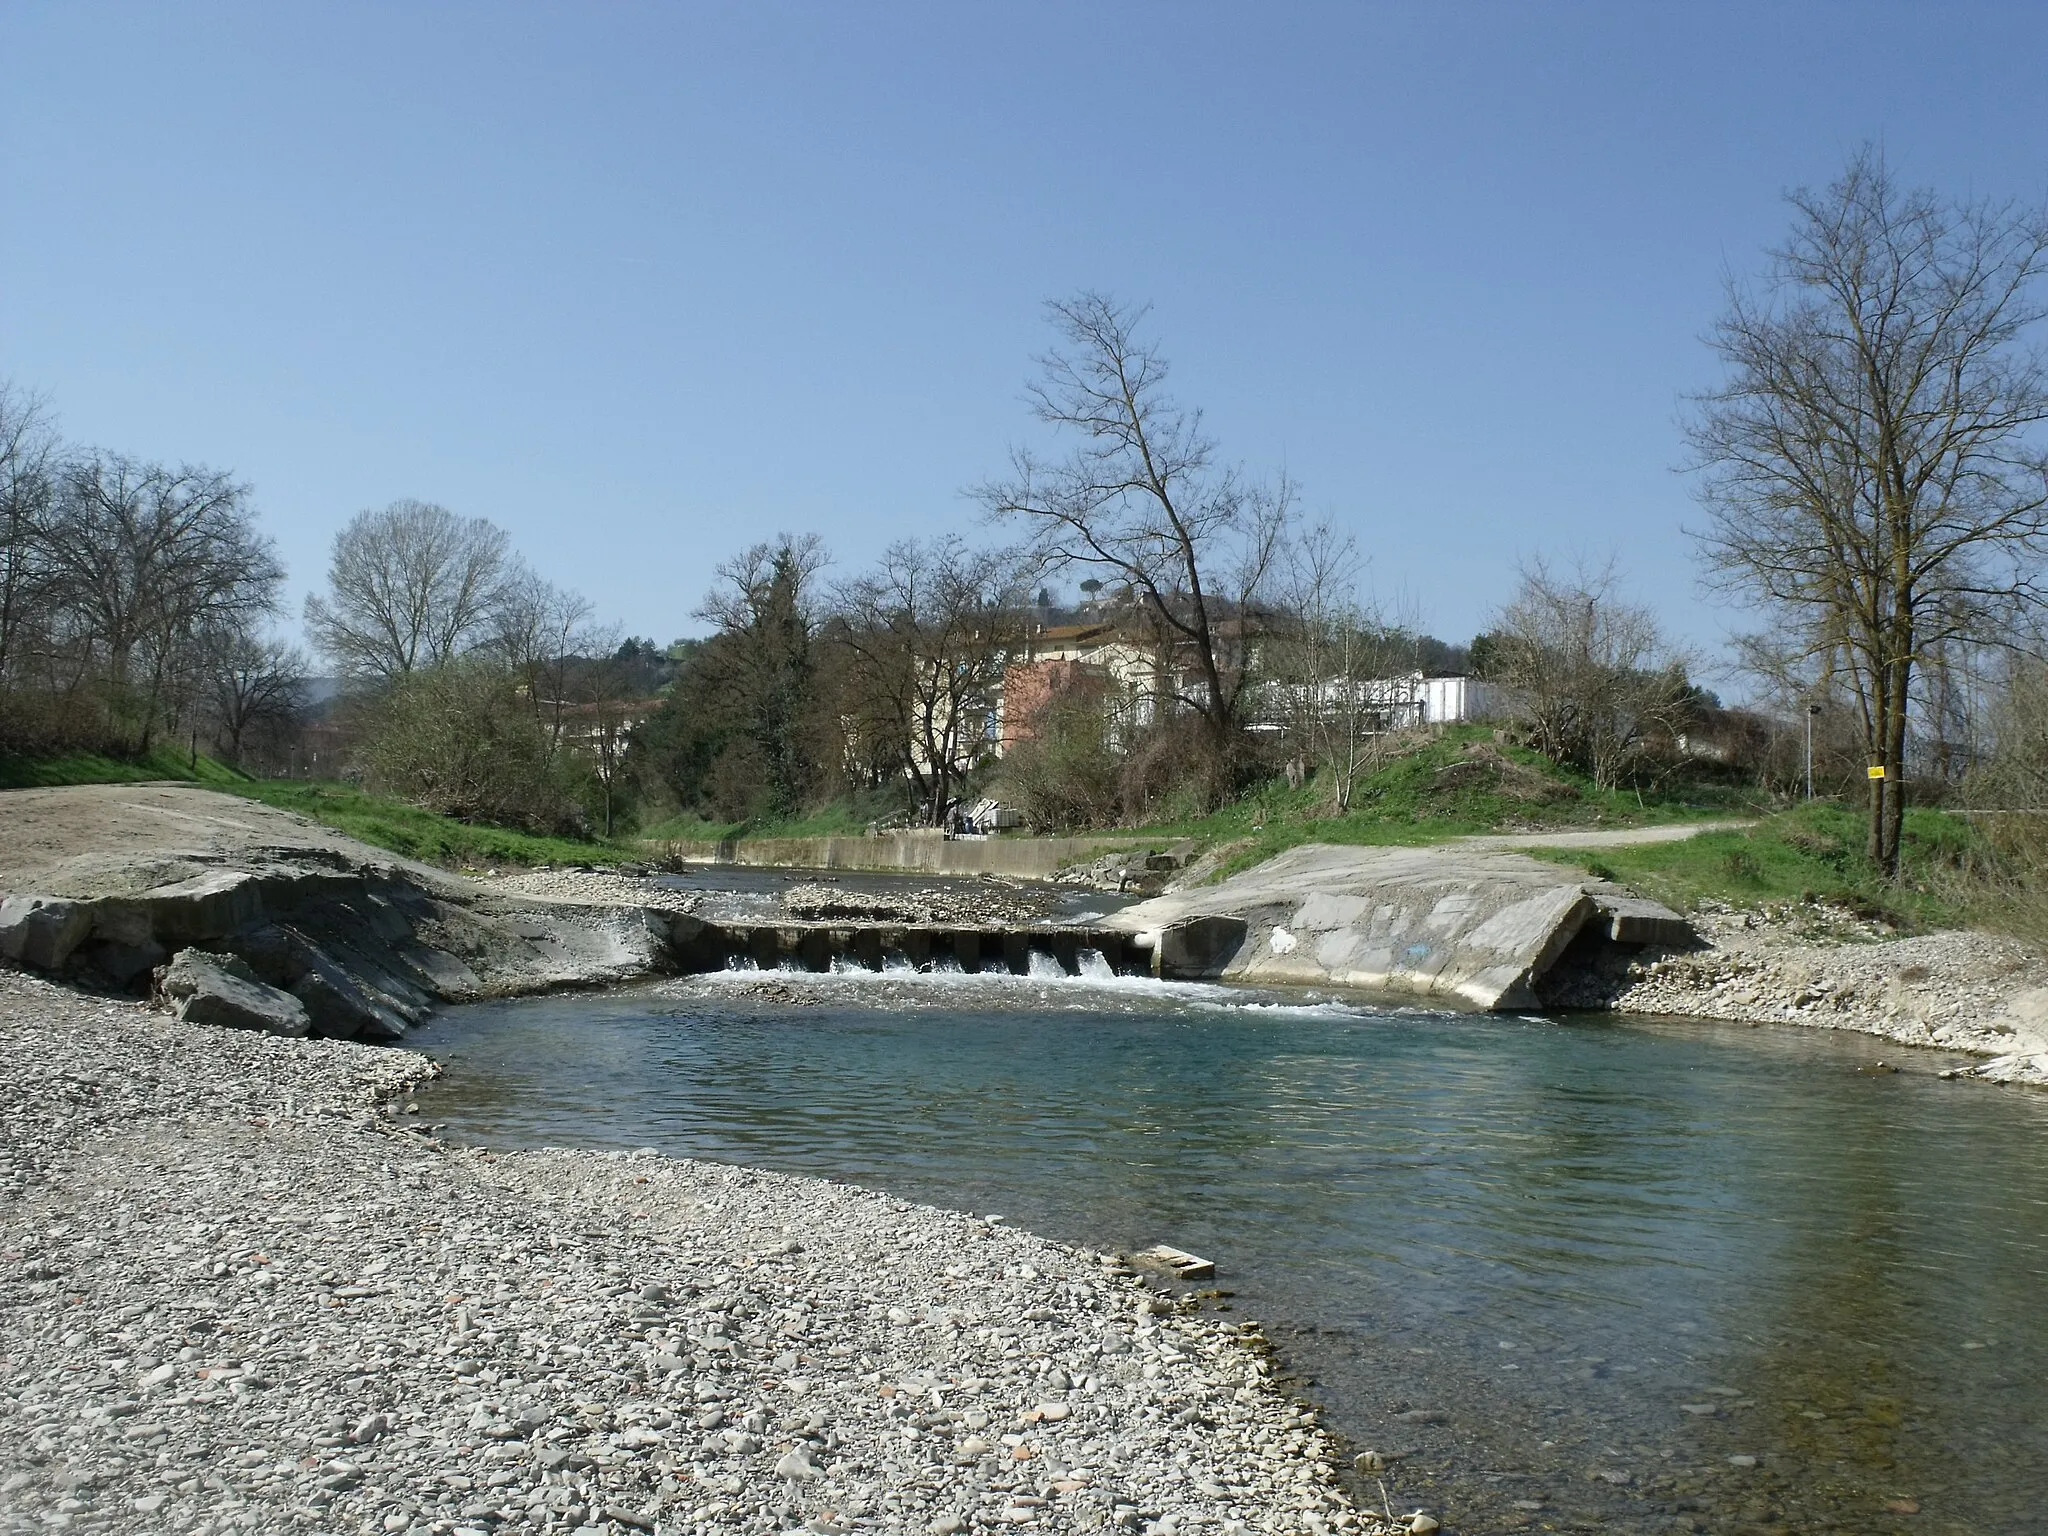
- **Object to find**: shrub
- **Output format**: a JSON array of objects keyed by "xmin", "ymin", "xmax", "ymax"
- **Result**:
[{"xmin": 359, "ymin": 661, "xmax": 585, "ymax": 835}]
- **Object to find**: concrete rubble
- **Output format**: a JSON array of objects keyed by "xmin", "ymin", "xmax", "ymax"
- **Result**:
[{"xmin": 0, "ymin": 786, "xmax": 705, "ymax": 1042}]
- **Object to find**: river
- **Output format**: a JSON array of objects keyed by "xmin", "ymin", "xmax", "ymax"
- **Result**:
[{"xmin": 410, "ymin": 965, "xmax": 2048, "ymax": 1535}]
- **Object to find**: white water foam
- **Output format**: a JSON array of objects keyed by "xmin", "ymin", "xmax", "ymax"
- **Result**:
[{"xmin": 674, "ymin": 955, "xmax": 1429, "ymax": 1021}]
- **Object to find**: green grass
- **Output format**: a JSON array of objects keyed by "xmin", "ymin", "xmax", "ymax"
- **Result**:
[
  {"xmin": 1521, "ymin": 801, "xmax": 1978, "ymax": 930},
  {"xmin": 1126, "ymin": 727, "xmax": 1758, "ymax": 879},
  {"xmin": 0, "ymin": 746, "xmax": 254, "ymax": 790},
  {"xmin": 639, "ymin": 793, "xmax": 908, "ymax": 844},
  {"xmin": 225, "ymin": 779, "xmax": 634, "ymax": 869}
]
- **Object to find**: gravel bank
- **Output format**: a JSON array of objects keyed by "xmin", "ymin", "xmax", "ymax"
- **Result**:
[
  {"xmin": 0, "ymin": 970, "xmax": 1377, "ymax": 1536},
  {"xmin": 475, "ymin": 869, "xmax": 704, "ymax": 918},
  {"xmin": 1547, "ymin": 901, "xmax": 2048, "ymax": 1087}
]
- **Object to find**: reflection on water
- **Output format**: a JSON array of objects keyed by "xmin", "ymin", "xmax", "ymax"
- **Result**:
[{"xmin": 409, "ymin": 970, "xmax": 2048, "ymax": 1534}]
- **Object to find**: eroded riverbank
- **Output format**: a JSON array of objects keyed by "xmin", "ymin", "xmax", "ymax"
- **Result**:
[{"xmin": 0, "ymin": 969, "xmax": 1374, "ymax": 1536}]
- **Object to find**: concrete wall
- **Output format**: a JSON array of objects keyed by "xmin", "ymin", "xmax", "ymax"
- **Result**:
[
  {"xmin": 1106, "ymin": 842, "xmax": 1691, "ymax": 1009},
  {"xmin": 654, "ymin": 831, "xmax": 1137, "ymax": 880}
]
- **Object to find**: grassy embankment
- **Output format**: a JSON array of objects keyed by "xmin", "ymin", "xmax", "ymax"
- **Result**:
[
  {"xmin": 1524, "ymin": 801, "xmax": 1979, "ymax": 931},
  {"xmin": 0, "ymin": 751, "xmax": 635, "ymax": 870},
  {"xmin": 0, "ymin": 747, "xmax": 254, "ymax": 791},
  {"xmin": 638, "ymin": 800, "xmax": 886, "ymax": 844},
  {"xmin": 1126, "ymin": 727, "xmax": 1757, "ymax": 877},
  {"xmin": 1104, "ymin": 729, "xmax": 1983, "ymax": 929},
  {"xmin": 229, "ymin": 780, "xmax": 636, "ymax": 868}
]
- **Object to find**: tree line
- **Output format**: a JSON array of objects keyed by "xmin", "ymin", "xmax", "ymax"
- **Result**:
[
  {"xmin": 0, "ymin": 387, "xmax": 303, "ymax": 765},
  {"xmin": 7, "ymin": 146, "xmax": 2044, "ymax": 878}
]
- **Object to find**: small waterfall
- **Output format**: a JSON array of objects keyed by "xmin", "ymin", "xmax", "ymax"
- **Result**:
[
  {"xmin": 1026, "ymin": 950, "xmax": 1066, "ymax": 980},
  {"xmin": 927, "ymin": 954, "xmax": 965, "ymax": 974},
  {"xmin": 725, "ymin": 955, "xmax": 760, "ymax": 972},
  {"xmin": 1077, "ymin": 948, "xmax": 1117, "ymax": 980}
]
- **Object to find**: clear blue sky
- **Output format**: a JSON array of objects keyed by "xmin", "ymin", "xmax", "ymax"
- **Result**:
[{"xmin": 5, "ymin": 3, "xmax": 2045, "ymax": 675}]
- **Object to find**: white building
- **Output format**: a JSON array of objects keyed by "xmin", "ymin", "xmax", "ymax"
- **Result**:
[
  {"xmin": 1262, "ymin": 672, "xmax": 1498, "ymax": 731},
  {"xmin": 1418, "ymin": 674, "xmax": 1497, "ymax": 725}
]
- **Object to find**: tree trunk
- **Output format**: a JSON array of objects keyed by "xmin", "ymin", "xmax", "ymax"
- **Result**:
[{"xmin": 1881, "ymin": 649, "xmax": 1912, "ymax": 876}]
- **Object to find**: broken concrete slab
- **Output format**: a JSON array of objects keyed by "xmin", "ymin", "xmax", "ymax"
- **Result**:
[
  {"xmin": 1106, "ymin": 843, "xmax": 1692, "ymax": 1010},
  {"xmin": 1136, "ymin": 1244, "xmax": 1216, "ymax": 1281},
  {"xmin": 0, "ymin": 895, "xmax": 95, "ymax": 971},
  {"xmin": 1596, "ymin": 893, "xmax": 1696, "ymax": 948},
  {"xmin": 160, "ymin": 949, "xmax": 312, "ymax": 1037},
  {"xmin": 136, "ymin": 869, "xmax": 268, "ymax": 943}
]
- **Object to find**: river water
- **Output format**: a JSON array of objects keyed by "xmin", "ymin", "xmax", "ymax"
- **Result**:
[{"xmin": 410, "ymin": 966, "xmax": 2048, "ymax": 1535}]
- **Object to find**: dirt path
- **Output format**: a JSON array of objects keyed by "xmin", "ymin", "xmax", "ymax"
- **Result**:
[{"xmin": 1453, "ymin": 819, "xmax": 1755, "ymax": 851}]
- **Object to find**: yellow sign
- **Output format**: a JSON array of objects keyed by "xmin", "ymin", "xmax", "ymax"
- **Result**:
[{"xmin": 1867, "ymin": 765, "xmax": 1887, "ymax": 779}]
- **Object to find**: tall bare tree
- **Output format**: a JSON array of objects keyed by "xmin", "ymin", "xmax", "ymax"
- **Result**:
[
  {"xmin": 305, "ymin": 500, "xmax": 514, "ymax": 680},
  {"xmin": 0, "ymin": 383, "xmax": 58, "ymax": 688},
  {"xmin": 830, "ymin": 536, "xmax": 1023, "ymax": 826},
  {"xmin": 1688, "ymin": 148, "xmax": 2048, "ymax": 874},
  {"xmin": 978, "ymin": 294, "xmax": 1293, "ymax": 782},
  {"xmin": 492, "ymin": 568, "xmax": 598, "ymax": 747},
  {"xmin": 39, "ymin": 452, "xmax": 281, "ymax": 748}
]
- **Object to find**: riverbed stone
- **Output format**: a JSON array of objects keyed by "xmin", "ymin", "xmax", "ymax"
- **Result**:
[{"xmin": 159, "ymin": 947, "xmax": 312, "ymax": 1037}]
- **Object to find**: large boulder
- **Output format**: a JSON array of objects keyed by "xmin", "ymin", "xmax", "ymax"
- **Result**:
[
  {"xmin": 0, "ymin": 895, "xmax": 95, "ymax": 971},
  {"xmin": 159, "ymin": 949, "xmax": 312, "ymax": 1038},
  {"xmin": 290, "ymin": 952, "xmax": 411, "ymax": 1042}
]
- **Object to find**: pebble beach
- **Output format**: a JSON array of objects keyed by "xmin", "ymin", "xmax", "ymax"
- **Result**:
[{"xmin": 0, "ymin": 970, "xmax": 1376, "ymax": 1536}]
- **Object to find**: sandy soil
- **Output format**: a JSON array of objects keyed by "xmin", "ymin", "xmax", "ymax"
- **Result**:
[{"xmin": 0, "ymin": 784, "xmax": 452, "ymax": 900}]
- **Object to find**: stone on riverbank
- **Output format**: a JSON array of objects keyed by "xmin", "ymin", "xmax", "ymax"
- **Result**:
[{"xmin": 158, "ymin": 946, "xmax": 313, "ymax": 1036}]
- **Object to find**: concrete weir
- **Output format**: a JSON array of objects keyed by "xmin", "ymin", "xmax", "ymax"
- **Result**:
[
  {"xmin": 674, "ymin": 921, "xmax": 1140, "ymax": 977},
  {"xmin": 1101, "ymin": 842, "xmax": 1694, "ymax": 1010}
]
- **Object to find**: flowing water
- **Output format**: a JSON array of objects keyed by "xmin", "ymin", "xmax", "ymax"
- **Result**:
[{"xmin": 409, "ymin": 966, "xmax": 2048, "ymax": 1535}]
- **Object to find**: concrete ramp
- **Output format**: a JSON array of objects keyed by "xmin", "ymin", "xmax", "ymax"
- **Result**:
[{"xmin": 1104, "ymin": 843, "xmax": 1691, "ymax": 1009}]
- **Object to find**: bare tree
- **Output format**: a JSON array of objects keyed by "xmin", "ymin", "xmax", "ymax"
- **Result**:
[
  {"xmin": 38, "ymin": 452, "xmax": 281, "ymax": 748},
  {"xmin": 830, "ymin": 536, "xmax": 1024, "ymax": 826},
  {"xmin": 1268, "ymin": 523, "xmax": 1424, "ymax": 812},
  {"xmin": 978, "ymin": 294, "xmax": 1293, "ymax": 783},
  {"xmin": 1489, "ymin": 559, "xmax": 1695, "ymax": 791},
  {"xmin": 492, "ymin": 568, "xmax": 598, "ymax": 747},
  {"xmin": 1688, "ymin": 147, "xmax": 2048, "ymax": 874},
  {"xmin": 201, "ymin": 629, "xmax": 307, "ymax": 768},
  {"xmin": 305, "ymin": 500, "xmax": 514, "ymax": 681},
  {"xmin": 0, "ymin": 382, "xmax": 59, "ymax": 688}
]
